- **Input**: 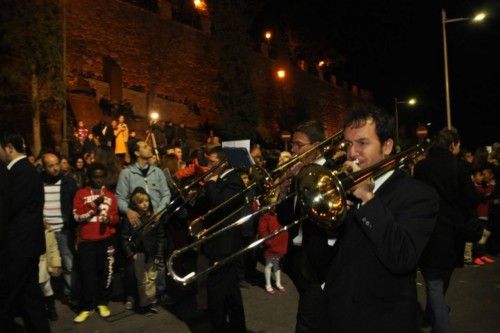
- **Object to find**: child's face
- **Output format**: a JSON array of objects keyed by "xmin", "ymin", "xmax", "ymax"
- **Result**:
[
  {"xmin": 90, "ymin": 169, "xmax": 106, "ymax": 188},
  {"xmin": 240, "ymin": 174, "xmax": 250, "ymax": 187},
  {"xmin": 483, "ymin": 169, "xmax": 494, "ymax": 182},
  {"xmin": 472, "ymin": 172, "xmax": 484, "ymax": 184},
  {"xmin": 135, "ymin": 198, "xmax": 150, "ymax": 212}
]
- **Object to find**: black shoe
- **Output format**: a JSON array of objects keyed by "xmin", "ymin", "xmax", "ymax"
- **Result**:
[
  {"xmin": 45, "ymin": 296, "xmax": 58, "ymax": 321},
  {"xmin": 148, "ymin": 304, "xmax": 159, "ymax": 314},
  {"xmin": 239, "ymin": 280, "xmax": 251, "ymax": 289},
  {"xmin": 139, "ymin": 304, "xmax": 159, "ymax": 316},
  {"xmin": 160, "ymin": 294, "xmax": 176, "ymax": 306}
]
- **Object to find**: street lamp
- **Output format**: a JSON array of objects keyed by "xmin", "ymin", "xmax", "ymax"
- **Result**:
[
  {"xmin": 276, "ymin": 69, "xmax": 286, "ymax": 103},
  {"xmin": 441, "ymin": 9, "xmax": 486, "ymax": 129},
  {"xmin": 394, "ymin": 97, "xmax": 417, "ymax": 149},
  {"xmin": 264, "ymin": 30, "xmax": 272, "ymax": 42}
]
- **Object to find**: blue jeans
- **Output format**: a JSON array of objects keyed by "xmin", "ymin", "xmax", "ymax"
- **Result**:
[
  {"xmin": 422, "ymin": 268, "xmax": 453, "ymax": 333},
  {"xmin": 55, "ymin": 230, "xmax": 75, "ymax": 297}
]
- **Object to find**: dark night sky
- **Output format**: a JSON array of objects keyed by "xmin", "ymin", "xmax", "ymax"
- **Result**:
[{"xmin": 253, "ymin": 0, "xmax": 500, "ymax": 149}]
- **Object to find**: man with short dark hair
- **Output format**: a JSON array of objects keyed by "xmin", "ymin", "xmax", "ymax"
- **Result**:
[
  {"xmin": 0, "ymin": 162, "xmax": 8, "ymax": 249},
  {"xmin": 323, "ymin": 106, "xmax": 438, "ymax": 332},
  {"xmin": 201, "ymin": 146, "xmax": 247, "ymax": 332},
  {"xmin": 279, "ymin": 119, "xmax": 336, "ymax": 333},
  {"xmin": 116, "ymin": 140, "xmax": 171, "ymax": 306},
  {"xmin": 40, "ymin": 153, "xmax": 78, "ymax": 305},
  {"xmin": 414, "ymin": 127, "xmax": 478, "ymax": 333},
  {"xmin": 0, "ymin": 131, "xmax": 51, "ymax": 332}
]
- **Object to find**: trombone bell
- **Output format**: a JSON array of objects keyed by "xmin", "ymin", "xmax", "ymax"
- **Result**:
[{"xmin": 296, "ymin": 164, "xmax": 347, "ymax": 231}]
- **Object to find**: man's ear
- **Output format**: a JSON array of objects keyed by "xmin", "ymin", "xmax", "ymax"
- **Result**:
[{"xmin": 382, "ymin": 138, "xmax": 394, "ymax": 156}]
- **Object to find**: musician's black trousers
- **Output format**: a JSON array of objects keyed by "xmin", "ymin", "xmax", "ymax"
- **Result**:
[
  {"xmin": 0, "ymin": 255, "xmax": 51, "ymax": 333},
  {"xmin": 78, "ymin": 238, "xmax": 115, "ymax": 311},
  {"xmin": 284, "ymin": 245, "xmax": 329, "ymax": 333},
  {"xmin": 206, "ymin": 262, "xmax": 246, "ymax": 333}
]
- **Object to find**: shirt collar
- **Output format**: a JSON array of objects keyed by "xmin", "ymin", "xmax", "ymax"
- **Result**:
[
  {"xmin": 220, "ymin": 168, "xmax": 234, "ymax": 179},
  {"xmin": 7, "ymin": 155, "xmax": 26, "ymax": 170},
  {"xmin": 373, "ymin": 170, "xmax": 394, "ymax": 193},
  {"xmin": 315, "ymin": 157, "xmax": 326, "ymax": 166}
]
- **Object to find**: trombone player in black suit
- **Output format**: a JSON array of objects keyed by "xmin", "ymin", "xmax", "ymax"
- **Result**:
[
  {"xmin": 201, "ymin": 146, "xmax": 247, "ymax": 333},
  {"xmin": 278, "ymin": 120, "xmax": 338, "ymax": 333},
  {"xmin": 322, "ymin": 106, "xmax": 439, "ymax": 332}
]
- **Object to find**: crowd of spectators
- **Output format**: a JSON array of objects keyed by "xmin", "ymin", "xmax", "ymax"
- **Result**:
[{"xmin": 2, "ymin": 115, "xmax": 499, "ymax": 331}]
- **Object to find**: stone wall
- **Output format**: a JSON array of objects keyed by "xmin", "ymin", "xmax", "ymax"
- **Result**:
[{"xmin": 64, "ymin": 0, "xmax": 371, "ymax": 145}]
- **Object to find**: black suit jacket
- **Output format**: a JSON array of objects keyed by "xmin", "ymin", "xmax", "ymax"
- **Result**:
[
  {"xmin": 0, "ymin": 163, "xmax": 9, "ymax": 249},
  {"xmin": 325, "ymin": 170, "xmax": 438, "ymax": 332},
  {"xmin": 277, "ymin": 158, "xmax": 338, "ymax": 290},
  {"xmin": 4, "ymin": 158, "xmax": 45, "ymax": 258},
  {"xmin": 414, "ymin": 147, "xmax": 478, "ymax": 269},
  {"xmin": 202, "ymin": 169, "xmax": 246, "ymax": 261}
]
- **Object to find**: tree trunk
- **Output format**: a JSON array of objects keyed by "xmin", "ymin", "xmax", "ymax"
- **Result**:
[{"xmin": 31, "ymin": 72, "xmax": 41, "ymax": 156}]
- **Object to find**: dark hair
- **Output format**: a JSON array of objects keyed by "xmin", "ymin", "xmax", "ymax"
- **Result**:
[
  {"xmin": 206, "ymin": 146, "xmax": 228, "ymax": 162},
  {"xmin": 433, "ymin": 127, "xmax": 460, "ymax": 150},
  {"xmin": 0, "ymin": 131, "xmax": 25, "ymax": 153},
  {"xmin": 129, "ymin": 139, "xmax": 144, "ymax": 162},
  {"xmin": 294, "ymin": 120, "xmax": 325, "ymax": 143},
  {"xmin": 87, "ymin": 162, "xmax": 107, "ymax": 178},
  {"xmin": 343, "ymin": 105, "xmax": 394, "ymax": 143}
]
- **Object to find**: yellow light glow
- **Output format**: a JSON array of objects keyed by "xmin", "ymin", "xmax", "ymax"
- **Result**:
[
  {"xmin": 277, "ymin": 69, "xmax": 286, "ymax": 79},
  {"xmin": 264, "ymin": 31, "xmax": 272, "ymax": 40},
  {"xmin": 473, "ymin": 12, "xmax": 486, "ymax": 22},
  {"xmin": 408, "ymin": 98, "xmax": 417, "ymax": 105},
  {"xmin": 318, "ymin": 60, "xmax": 325, "ymax": 67},
  {"xmin": 150, "ymin": 112, "xmax": 159, "ymax": 120},
  {"xmin": 194, "ymin": 0, "xmax": 207, "ymax": 11}
]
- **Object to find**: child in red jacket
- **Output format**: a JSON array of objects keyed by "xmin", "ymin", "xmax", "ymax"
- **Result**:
[
  {"xmin": 72, "ymin": 163, "xmax": 119, "ymax": 323},
  {"xmin": 257, "ymin": 207, "xmax": 288, "ymax": 295}
]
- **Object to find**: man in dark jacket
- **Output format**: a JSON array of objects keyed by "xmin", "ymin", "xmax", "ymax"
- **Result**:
[
  {"xmin": 0, "ymin": 131, "xmax": 50, "ymax": 332},
  {"xmin": 414, "ymin": 128, "xmax": 478, "ymax": 333},
  {"xmin": 201, "ymin": 147, "xmax": 247, "ymax": 333},
  {"xmin": 0, "ymin": 162, "xmax": 8, "ymax": 248},
  {"xmin": 323, "ymin": 106, "xmax": 438, "ymax": 332},
  {"xmin": 278, "ymin": 119, "xmax": 337, "ymax": 333}
]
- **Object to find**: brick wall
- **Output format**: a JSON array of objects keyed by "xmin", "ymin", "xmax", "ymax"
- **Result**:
[{"xmin": 64, "ymin": 0, "xmax": 371, "ymax": 145}]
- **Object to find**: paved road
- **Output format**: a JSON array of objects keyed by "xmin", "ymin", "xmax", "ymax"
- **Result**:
[{"xmin": 18, "ymin": 260, "xmax": 500, "ymax": 332}]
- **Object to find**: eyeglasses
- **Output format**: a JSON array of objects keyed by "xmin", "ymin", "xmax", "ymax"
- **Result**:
[{"xmin": 291, "ymin": 141, "xmax": 311, "ymax": 148}]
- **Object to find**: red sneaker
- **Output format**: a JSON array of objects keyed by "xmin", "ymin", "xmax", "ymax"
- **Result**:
[
  {"xmin": 480, "ymin": 256, "xmax": 495, "ymax": 264},
  {"xmin": 474, "ymin": 257, "xmax": 485, "ymax": 265},
  {"xmin": 265, "ymin": 286, "xmax": 275, "ymax": 295},
  {"xmin": 277, "ymin": 286, "xmax": 286, "ymax": 293}
]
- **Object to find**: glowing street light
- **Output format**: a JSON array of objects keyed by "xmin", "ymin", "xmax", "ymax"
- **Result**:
[
  {"xmin": 264, "ymin": 30, "xmax": 272, "ymax": 41},
  {"xmin": 194, "ymin": 0, "xmax": 207, "ymax": 12},
  {"xmin": 441, "ymin": 9, "xmax": 486, "ymax": 129},
  {"xmin": 394, "ymin": 97, "xmax": 417, "ymax": 149},
  {"xmin": 276, "ymin": 69, "xmax": 286, "ymax": 80},
  {"xmin": 150, "ymin": 111, "xmax": 159, "ymax": 122}
]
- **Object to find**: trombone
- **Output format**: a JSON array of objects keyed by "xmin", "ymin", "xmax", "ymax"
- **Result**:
[
  {"xmin": 126, "ymin": 159, "xmax": 231, "ymax": 248},
  {"xmin": 187, "ymin": 129, "xmax": 346, "ymax": 239},
  {"xmin": 166, "ymin": 142, "xmax": 428, "ymax": 285}
]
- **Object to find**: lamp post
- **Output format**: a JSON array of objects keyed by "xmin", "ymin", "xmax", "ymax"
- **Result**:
[
  {"xmin": 441, "ymin": 9, "xmax": 486, "ymax": 129},
  {"xmin": 276, "ymin": 69, "xmax": 286, "ymax": 109},
  {"xmin": 394, "ymin": 97, "xmax": 417, "ymax": 149}
]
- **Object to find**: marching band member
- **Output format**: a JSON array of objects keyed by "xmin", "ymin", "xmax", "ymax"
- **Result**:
[
  {"xmin": 323, "ymin": 105, "xmax": 438, "ymax": 332},
  {"xmin": 201, "ymin": 146, "xmax": 247, "ymax": 332}
]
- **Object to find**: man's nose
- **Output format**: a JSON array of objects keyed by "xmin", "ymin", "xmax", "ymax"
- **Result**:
[{"xmin": 347, "ymin": 146, "xmax": 358, "ymax": 160}]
